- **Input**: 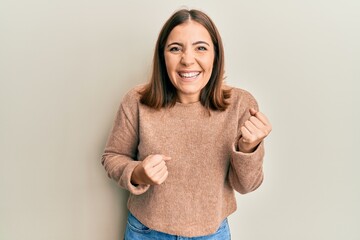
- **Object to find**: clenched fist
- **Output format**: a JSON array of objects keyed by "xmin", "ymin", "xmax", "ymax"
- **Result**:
[
  {"xmin": 238, "ymin": 108, "xmax": 272, "ymax": 153},
  {"xmin": 131, "ymin": 154, "xmax": 171, "ymax": 185}
]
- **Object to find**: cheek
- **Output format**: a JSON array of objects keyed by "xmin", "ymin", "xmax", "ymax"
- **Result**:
[
  {"xmin": 165, "ymin": 56, "xmax": 178, "ymax": 72},
  {"xmin": 199, "ymin": 54, "xmax": 215, "ymax": 71},
  {"xmin": 204, "ymin": 61, "xmax": 214, "ymax": 75}
]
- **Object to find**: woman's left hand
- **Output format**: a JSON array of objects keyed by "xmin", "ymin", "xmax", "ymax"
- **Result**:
[{"xmin": 238, "ymin": 108, "xmax": 272, "ymax": 153}]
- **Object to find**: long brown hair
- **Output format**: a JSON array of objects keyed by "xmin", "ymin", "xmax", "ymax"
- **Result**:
[{"xmin": 140, "ymin": 9, "xmax": 231, "ymax": 110}]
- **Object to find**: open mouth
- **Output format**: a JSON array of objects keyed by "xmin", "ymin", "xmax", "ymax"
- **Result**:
[{"xmin": 178, "ymin": 71, "xmax": 201, "ymax": 79}]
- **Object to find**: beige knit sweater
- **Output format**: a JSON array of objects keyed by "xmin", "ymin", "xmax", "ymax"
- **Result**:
[{"xmin": 101, "ymin": 85, "xmax": 265, "ymax": 237}]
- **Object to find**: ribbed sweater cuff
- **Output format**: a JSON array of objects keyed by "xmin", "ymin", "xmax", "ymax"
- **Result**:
[
  {"xmin": 232, "ymin": 141, "xmax": 265, "ymax": 162},
  {"xmin": 119, "ymin": 161, "xmax": 150, "ymax": 195}
]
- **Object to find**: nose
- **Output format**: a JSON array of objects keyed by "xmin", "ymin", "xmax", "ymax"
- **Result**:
[{"xmin": 180, "ymin": 50, "xmax": 195, "ymax": 66}]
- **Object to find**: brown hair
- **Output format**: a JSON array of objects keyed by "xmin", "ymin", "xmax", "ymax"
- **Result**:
[{"xmin": 140, "ymin": 9, "xmax": 231, "ymax": 110}]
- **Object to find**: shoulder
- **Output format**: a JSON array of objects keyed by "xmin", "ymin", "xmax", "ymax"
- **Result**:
[
  {"xmin": 225, "ymin": 86, "xmax": 258, "ymax": 108},
  {"xmin": 116, "ymin": 85, "xmax": 147, "ymax": 120},
  {"xmin": 121, "ymin": 84, "xmax": 146, "ymax": 106},
  {"xmin": 122, "ymin": 85, "xmax": 145, "ymax": 102}
]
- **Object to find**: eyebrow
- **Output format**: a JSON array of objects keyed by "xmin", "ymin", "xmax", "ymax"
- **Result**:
[{"xmin": 167, "ymin": 41, "xmax": 210, "ymax": 48}]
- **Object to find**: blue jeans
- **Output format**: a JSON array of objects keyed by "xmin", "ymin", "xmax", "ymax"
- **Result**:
[{"xmin": 124, "ymin": 212, "xmax": 231, "ymax": 240}]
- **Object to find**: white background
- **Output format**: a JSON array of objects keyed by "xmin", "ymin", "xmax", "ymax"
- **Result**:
[{"xmin": 1, "ymin": 1, "xmax": 359, "ymax": 239}]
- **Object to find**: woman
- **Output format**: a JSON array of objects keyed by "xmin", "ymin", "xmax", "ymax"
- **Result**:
[{"xmin": 101, "ymin": 8, "xmax": 272, "ymax": 240}]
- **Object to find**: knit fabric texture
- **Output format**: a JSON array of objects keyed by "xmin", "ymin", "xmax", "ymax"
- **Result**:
[{"xmin": 101, "ymin": 85, "xmax": 265, "ymax": 237}]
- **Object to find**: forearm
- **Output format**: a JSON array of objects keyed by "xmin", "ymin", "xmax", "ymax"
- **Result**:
[
  {"xmin": 101, "ymin": 152, "xmax": 150, "ymax": 195},
  {"xmin": 228, "ymin": 141, "xmax": 265, "ymax": 194}
]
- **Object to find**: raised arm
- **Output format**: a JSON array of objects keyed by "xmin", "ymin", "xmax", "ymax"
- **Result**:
[{"xmin": 228, "ymin": 92, "xmax": 272, "ymax": 194}]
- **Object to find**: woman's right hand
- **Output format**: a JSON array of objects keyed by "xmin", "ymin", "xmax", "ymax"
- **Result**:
[{"xmin": 131, "ymin": 154, "xmax": 171, "ymax": 185}]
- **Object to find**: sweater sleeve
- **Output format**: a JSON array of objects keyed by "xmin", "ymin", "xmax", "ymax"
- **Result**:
[
  {"xmin": 228, "ymin": 89, "xmax": 265, "ymax": 194},
  {"xmin": 101, "ymin": 91, "xmax": 150, "ymax": 195}
]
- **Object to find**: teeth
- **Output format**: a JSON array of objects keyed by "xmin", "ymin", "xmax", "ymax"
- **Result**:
[{"xmin": 179, "ymin": 72, "xmax": 200, "ymax": 78}]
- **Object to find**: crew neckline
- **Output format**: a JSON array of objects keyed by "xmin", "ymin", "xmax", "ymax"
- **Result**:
[{"xmin": 175, "ymin": 101, "xmax": 202, "ymax": 107}]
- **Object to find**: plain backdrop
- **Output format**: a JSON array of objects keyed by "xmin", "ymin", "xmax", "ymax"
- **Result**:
[{"xmin": 1, "ymin": 1, "xmax": 359, "ymax": 239}]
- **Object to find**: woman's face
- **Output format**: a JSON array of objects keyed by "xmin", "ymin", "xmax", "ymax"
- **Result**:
[{"xmin": 164, "ymin": 21, "xmax": 215, "ymax": 104}]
